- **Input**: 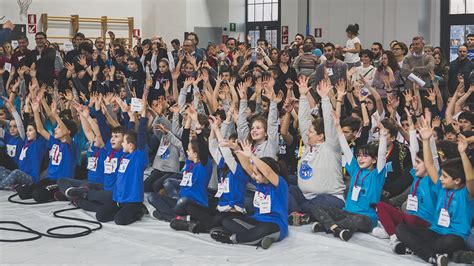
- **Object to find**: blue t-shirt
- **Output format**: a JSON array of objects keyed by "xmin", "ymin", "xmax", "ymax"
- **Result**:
[
  {"xmin": 17, "ymin": 136, "xmax": 49, "ymax": 183},
  {"xmin": 5, "ymin": 133, "xmax": 23, "ymax": 165},
  {"xmin": 216, "ymin": 158, "xmax": 249, "ymax": 212},
  {"xmin": 406, "ymin": 169, "xmax": 438, "ymax": 223},
  {"xmin": 251, "ymin": 176, "xmax": 289, "ymax": 241},
  {"xmin": 344, "ymin": 157, "xmax": 387, "ymax": 228},
  {"xmin": 431, "ymin": 180, "xmax": 474, "ymax": 239},
  {"xmin": 102, "ymin": 142, "xmax": 124, "ymax": 191},
  {"xmin": 46, "ymin": 137, "xmax": 78, "ymax": 180},
  {"xmin": 113, "ymin": 147, "xmax": 148, "ymax": 203},
  {"xmin": 179, "ymin": 157, "xmax": 213, "ymax": 207}
]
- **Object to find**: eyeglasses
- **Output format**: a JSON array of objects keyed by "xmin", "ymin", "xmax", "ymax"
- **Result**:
[{"xmin": 392, "ymin": 47, "xmax": 402, "ymax": 51}]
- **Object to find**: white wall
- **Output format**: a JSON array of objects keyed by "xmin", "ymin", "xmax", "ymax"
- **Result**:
[
  {"xmin": 1, "ymin": 0, "xmax": 142, "ymax": 48},
  {"xmin": 0, "ymin": 0, "xmax": 442, "ymax": 50},
  {"xmin": 304, "ymin": 0, "xmax": 441, "ymax": 49}
]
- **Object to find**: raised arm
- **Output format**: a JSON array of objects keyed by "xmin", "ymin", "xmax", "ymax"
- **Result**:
[
  {"xmin": 419, "ymin": 117, "xmax": 439, "ymax": 184},
  {"xmin": 31, "ymin": 96, "xmax": 51, "ymax": 141},
  {"xmin": 296, "ymin": 75, "xmax": 311, "ymax": 146},
  {"xmin": 458, "ymin": 135, "xmax": 474, "ymax": 198},
  {"xmin": 377, "ymin": 125, "xmax": 388, "ymax": 173},
  {"xmin": 333, "ymin": 112, "xmax": 354, "ymax": 165},
  {"xmin": 317, "ymin": 79, "xmax": 339, "ymax": 148}
]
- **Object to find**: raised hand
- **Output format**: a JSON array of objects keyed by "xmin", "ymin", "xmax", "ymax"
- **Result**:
[
  {"xmin": 317, "ymin": 79, "xmax": 331, "ymax": 98},
  {"xmin": 79, "ymin": 55, "xmax": 88, "ymax": 67},
  {"xmin": 237, "ymin": 82, "xmax": 247, "ymax": 99},
  {"xmin": 335, "ymin": 79, "xmax": 346, "ymax": 100},
  {"xmin": 418, "ymin": 116, "xmax": 433, "ymax": 140},
  {"xmin": 295, "ymin": 75, "xmax": 310, "ymax": 96},
  {"xmin": 237, "ymin": 139, "xmax": 253, "ymax": 158},
  {"xmin": 457, "ymin": 134, "xmax": 468, "ymax": 154}
]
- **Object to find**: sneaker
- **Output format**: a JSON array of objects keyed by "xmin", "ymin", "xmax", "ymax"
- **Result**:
[
  {"xmin": 391, "ymin": 240, "xmax": 407, "ymax": 254},
  {"xmin": 170, "ymin": 219, "xmax": 194, "ymax": 232},
  {"xmin": 260, "ymin": 237, "xmax": 274, "ymax": 249},
  {"xmin": 333, "ymin": 227, "xmax": 353, "ymax": 241},
  {"xmin": 210, "ymin": 227, "xmax": 233, "ymax": 244},
  {"xmin": 372, "ymin": 226, "xmax": 389, "ymax": 239},
  {"xmin": 311, "ymin": 222, "xmax": 325, "ymax": 233},
  {"xmin": 452, "ymin": 250, "xmax": 474, "ymax": 264},
  {"xmin": 53, "ymin": 191, "xmax": 68, "ymax": 201},
  {"xmin": 65, "ymin": 186, "xmax": 89, "ymax": 199},
  {"xmin": 152, "ymin": 210, "xmax": 167, "ymax": 221},
  {"xmin": 432, "ymin": 253, "xmax": 448, "ymax": 266},
  {"xmin": 288, "ymin": 212, "xmax": 311, "ymax": 226}
]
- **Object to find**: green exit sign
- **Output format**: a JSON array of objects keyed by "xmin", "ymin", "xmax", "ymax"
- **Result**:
[{"xmin": 230, "ymin": 23, "xmax": 236, "ymax": 32}]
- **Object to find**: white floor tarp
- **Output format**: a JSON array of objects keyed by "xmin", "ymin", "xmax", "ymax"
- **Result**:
[{"xmin": 0, "ymin": 191, "xmax": 463, "ymax": 265}]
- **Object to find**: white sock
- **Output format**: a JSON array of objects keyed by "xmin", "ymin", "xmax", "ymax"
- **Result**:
[{"xmin": 389, "ymin": 234, "xmax": 398, "ymax": 242}]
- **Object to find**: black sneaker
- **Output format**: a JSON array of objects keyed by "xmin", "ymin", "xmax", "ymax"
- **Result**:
[
  {"xmin": 170, "ymin": 218, "xmax": 193, "ymax": 232},
  {"xmin": 260, "ymin": 237, "xmax": 274, "ymax": 249},
  {"xmin": 311, "ymin": 222, "xmax": 325, "ymax": 233},
  {"xmin": 53, "ymin": 191, "xmax": 68, "ymax": 201},
  {"xmin": 452, "ymin": 250, "xmax": 474, "ymax": 264},
  {"xmin": 65, "ymin": 186, "xmax": 89, "ymax": 198},
  {"xmin": 210, "ymin": 227, "xmax": 233, "ymax": 244},
  {"xmin": 392, "ymin": 241, "xmax": 410, "ymax": 255},
  {"xmin": 333, "ymin": 227, "xmax": 353, "ymax": 241},
  {"xmin": 433, "ymin": 253, "xmax": 448, "ymax": 266},
  {"xmin": 152, "ymin": 210, "xmax": 166, "ymax": 221}
]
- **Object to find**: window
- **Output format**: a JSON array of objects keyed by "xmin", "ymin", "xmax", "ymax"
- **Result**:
[
  {"xmin": 247, "ymin": 0, "xmax": 279, "ymax": 22},
  {"xmin": 450, "ymin": 0, "xmax": 474, "ymax": 14},
  {"xmin": 449, "ymin": 24, "xmax": 474, "ymax": 60}
]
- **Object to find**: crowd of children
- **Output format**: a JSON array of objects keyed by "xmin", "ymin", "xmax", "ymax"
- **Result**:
[{"xmin": 0, "ymin": 22, "xmax": 473, "ymax": 265}]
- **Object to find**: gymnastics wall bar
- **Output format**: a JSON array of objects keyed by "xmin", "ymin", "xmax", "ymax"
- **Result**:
[{"xmin": 40, "ymin": 14, "xmax": 134, "ymax": 45}]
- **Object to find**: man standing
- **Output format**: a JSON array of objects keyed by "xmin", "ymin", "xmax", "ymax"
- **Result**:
[
  {"xmin": 448, "ymin": 45, "xmax": 473, "ymax": 94},
  {"xmin": 10, "ymin": 36, "xmax": 33, "ymax": 68},
  {"xmin": 31, "ymin": 32, "xmax": 56, "ymax": 86},
  {"xmin": 289, "ymin": 33, "xmax": 304, "ymax": 59},
  {"xmin": 466, "ymin": 33, "xmax": 474, "ymax": 61},
  {"xmin": 402, "ymin": 36, "xmax": 435, "ymax": 91},
  {"xmin": 312, "ymin": 43, "xmax": 348, "ymax": 86}
]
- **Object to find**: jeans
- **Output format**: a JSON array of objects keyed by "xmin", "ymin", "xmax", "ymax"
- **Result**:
[
  {"xmin": 288, "ymin": 185, "xmax": 345, "ymax": 216},
  {"xmin": 311, "ymin": 204, "xmax": 373, "ymax": 233}
]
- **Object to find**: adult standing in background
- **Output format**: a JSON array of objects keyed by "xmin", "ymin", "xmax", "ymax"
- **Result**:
[
  {"xmin": 10, "ymin": 36, "xmax": 33, "ymax": 69},
  {"xmin": 31, "ymin": 32, "xmax": 56, "ymax": 86},
  {"xmin": 391, "ymin": 41, "xmax": 408, "ymax": 69},
  {"xmin": 448, "ymin": 45, "xmax": 473, "ymax": 95},
  {"xmin": 401, "ymin": 36, "xmax": 435, "ymax": 91}
]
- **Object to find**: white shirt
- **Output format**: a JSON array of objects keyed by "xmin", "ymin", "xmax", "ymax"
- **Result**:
[{"xmin": 344, "ymin": 37, "xmax": 361, "ymax": 64}]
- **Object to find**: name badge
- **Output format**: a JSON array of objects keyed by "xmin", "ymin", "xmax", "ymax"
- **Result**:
[
  {"xmin": 437, "ymin": 208, "xmax": 450, "ymax": 227},
  {"xmin": 259, "ymin": 194, "xmax": 271, "ymax": 214},
  {"xmin": 326, "ymin": 68, "xmax": 334, "ymax": 76},
  {"xmin": 118, "ymin": 159, "xmax": 130, "ymax": 173},
  {"xmin": 180, "ymin": 172, "xmax": 193, "ymax": 187},
  {"xmin": 406, "ymin": 195, "xmax": 419, "ymax": 212},
  {"xmin": 19, "ymin": 147, "xmax": 28, "ymax": 161},
  {"xmin": 351, "ymin": 186, "xmax": 361, "ymax": 201},
  {"xmin": 87, "ymin": 157, "xmax": 98, "ymax": 171},
  {"xmin": 6, "ymin": 144, "xmax": 16, "ymax": 158},
  {"xmin": 104, "ymin": 158, "xmax": 117, "ymax": 174}
]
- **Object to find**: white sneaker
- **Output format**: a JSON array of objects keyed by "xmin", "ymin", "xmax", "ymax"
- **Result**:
[{"xmin": 372, "ymin": 226, "xmax": 389, "ymax": 239}]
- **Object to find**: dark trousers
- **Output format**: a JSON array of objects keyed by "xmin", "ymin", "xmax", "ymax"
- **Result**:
[
  {"xmin": 16, "ymin": 178, "xmax": 58, "ymax": 202},
  {"xmin": 288, "ymin": 185, "xmax": 345, "ymax": 216},
  {"xmin": 143, "ymin": 169, "xmax": 181, "ymax": 193},
  {"xmin": 78, "ymin": 190, "xmax": 113, "ymax": 212},
  {"xmin": 311, "ymin": 204, "xmax": 373, "ymax": 233},
  {"xmin": 222, "ymin": 215, "xmax": 280, "ymax": 245},
  {"xmin": 396, "ymin": 223, "xmax": 465, "ymax": 262},
  {"xmin": 95, "ymin": 201, "xmax": 144, "ymax": 225}
]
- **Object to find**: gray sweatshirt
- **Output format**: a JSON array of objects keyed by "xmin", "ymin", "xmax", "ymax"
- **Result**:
[
  {"xmin": 237, "ymin": 99, "xmax": 279, "ymax": 159},
  {"xmin": 151, "ymin": 115, "xmax": 183, "ymax": 173},
  {"xmin": 297, "ymin": 95, "xmax": 345, "ymax": 200}
]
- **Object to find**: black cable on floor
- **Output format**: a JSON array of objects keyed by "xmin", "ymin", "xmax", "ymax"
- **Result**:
[{"xmin": 0, "ymin": 193, "xmax": 102, "ymax": 242}]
